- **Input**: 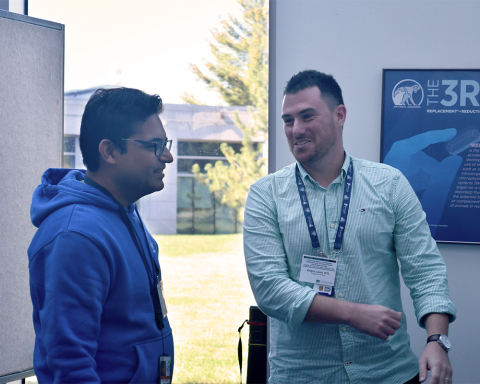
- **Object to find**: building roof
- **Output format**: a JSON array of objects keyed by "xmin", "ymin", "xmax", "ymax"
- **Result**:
[{"xmin": 64, "ymin": 86, "xmax": 263, "ymax": 142}]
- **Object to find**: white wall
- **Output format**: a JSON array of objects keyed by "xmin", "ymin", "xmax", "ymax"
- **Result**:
[{"xmin": 271, "ymin": 1, "xmax": 480, "ymax": 382}]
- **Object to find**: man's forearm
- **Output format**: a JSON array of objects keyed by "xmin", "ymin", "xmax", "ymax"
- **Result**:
[
  {"xmin": 423, "ymin": 312, "xmax": 450, "ymax": 336},
  {"xmin": 304, "ymin": 294, "xmax": 403, "ymax": 340},
  {"xmin": 304, "ymin": 294, "xmax": 352, "ymax": 324}
]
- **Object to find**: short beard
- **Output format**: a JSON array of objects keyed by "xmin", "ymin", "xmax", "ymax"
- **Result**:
[{"xmin": 292, "ymin": 139, "xmax": 335, "ymax": 167}]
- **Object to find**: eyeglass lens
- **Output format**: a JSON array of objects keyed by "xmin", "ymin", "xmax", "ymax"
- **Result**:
[{"xmin": 155, "ymin": 140, "xmax": 172, "ymax": 157}]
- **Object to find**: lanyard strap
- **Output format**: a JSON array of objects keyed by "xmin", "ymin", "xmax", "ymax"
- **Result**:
[
  {"xmin": 295, "ymin": 159, "xmax": 353, "ymax": 254},
  {"xmin": 84, "ymin": 175, "xmax": 164, "ymax": 329}
]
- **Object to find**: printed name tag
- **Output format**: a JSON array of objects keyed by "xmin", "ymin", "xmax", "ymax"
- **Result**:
[{"xmin": 299, "ymin": 254, "xmax": 337, "ymax": 296}]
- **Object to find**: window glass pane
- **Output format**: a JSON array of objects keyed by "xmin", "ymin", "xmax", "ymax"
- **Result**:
[
  {"xmin": 177, "ymin": 176, "xmax": 241, "ymax": 235},
  {"xmin": 178, "ymin": 159, "xmax": 229, "ymax": 174},
  {"xmin": 193, "ymin": 207, "xmax": 214, "ymax": 234},
  {"xmin": 193, "ymin": 179, "xmax": 214, "ymax": 209},
  {"xmin": 176, "ymin": 177, "xmax": 193, "ymax": 234},
  {"xmin": 63, "ymin": 136, "xmax": 75, "ymax": 153},
  {"xmin": 63, "ymin": 154, "xmax": 75, "ymax": 169},
  {"xmin": 215, "ymin": 199, "xmax": 237, "ymax": 234},
  {"xmin": 178, "ymin": 141, "xmax": 242, "ymax": 156}
]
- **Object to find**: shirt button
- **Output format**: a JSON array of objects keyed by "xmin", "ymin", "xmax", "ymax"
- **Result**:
[
  {"xmin": 330, "ymin": 223, "xmax": 335, "ymax": 228},
  {"xmin": 345, "ymin": 361, "xmax": 352, "ymax": 366},
  {"xmin": 338, "ymin": 292, "xmax": 344, "ymax": 298},
  {"xmin": 341, "ymin": 327, "xmax": 347, "ymax": 332},
  {"xmin": 328, "ymin": 191, "xmax": 332, "ymax": 195}
]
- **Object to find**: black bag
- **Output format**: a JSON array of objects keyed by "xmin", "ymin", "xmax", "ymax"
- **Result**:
[{"xmin": 238, "ymin": 306, "xmax": 268, "ymax": 384}]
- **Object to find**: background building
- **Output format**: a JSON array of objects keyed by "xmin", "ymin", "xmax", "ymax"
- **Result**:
[{"xmin": 64, "ymin": 87, "xmax": 259, "ymax": 235}]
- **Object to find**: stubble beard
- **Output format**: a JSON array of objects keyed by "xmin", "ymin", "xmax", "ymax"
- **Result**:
[{"xmin": 293, "ymin": 135, "xmax": 336, "ymax": 169}]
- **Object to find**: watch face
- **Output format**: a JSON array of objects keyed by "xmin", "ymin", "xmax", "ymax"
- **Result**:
[{"xmin": 439, "ymin": 335, "xmax": 451, "ymax": 349}]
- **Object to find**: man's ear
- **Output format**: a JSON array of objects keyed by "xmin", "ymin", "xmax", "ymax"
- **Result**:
[
  {"xmin": 334, "ymin": 105, "xmax": 347, "ymax": 128},
  {"xmin": 98, "ymin": 139, "xmax": 120, "ymax": 165}
]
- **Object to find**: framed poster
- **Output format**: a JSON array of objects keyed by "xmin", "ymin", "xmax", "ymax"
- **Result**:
[{"xmin": 381, "ymin": 69, "xmax": 480, "ymax": 244}]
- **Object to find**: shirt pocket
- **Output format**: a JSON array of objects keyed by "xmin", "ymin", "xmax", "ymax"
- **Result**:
[{"xmin": 346, "ymin": 204, "xmax": 395, "ymax": 255}]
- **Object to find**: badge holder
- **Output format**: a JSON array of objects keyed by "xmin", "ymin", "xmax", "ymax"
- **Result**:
[
  {"xmin": 299, "ymin": 253, "xmax": 338, "ymax": 296},
  {"xmin": 314, "ymin": 250, "xmax": 339, "ymax": 296},
  {"xmin": 159, "ymin": 355, "xmax": 172, "ymax": 384}
]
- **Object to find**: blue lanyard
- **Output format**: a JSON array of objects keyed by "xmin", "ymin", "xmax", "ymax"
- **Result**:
[
  {"xmin": 295, "ymin": 159, "xmax": 353, "ymax": 254},
  {"xmin": 131, "ymin": 209, "xmax": 159, "ymax": 280}
]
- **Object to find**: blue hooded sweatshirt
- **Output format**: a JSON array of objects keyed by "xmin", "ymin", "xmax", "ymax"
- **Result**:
[{"xmin": 28, "ymin": 168, "xmax": 174, "ymax": 383}]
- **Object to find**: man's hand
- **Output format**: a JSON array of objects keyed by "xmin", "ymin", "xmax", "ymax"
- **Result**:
[
  {"xmin": 420, "ymin": 313, "xmax": 453, "ymax": 383},
  {"xmin": 419, "ymin": 341, "xmax": 452, "ymax": 383},
  {"xmin": 347, "ymin": 304, "xmax": 402, "ymax": 340}
]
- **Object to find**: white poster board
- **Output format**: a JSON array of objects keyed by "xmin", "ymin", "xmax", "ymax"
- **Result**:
[{"xmin": 0, "ymin": 10, "xmax": 64, "ymax": 380}]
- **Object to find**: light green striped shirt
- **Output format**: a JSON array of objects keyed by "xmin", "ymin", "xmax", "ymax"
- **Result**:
[{"xmin": 243, "ymin": 151, "xmax": 456, "ymax": 384}]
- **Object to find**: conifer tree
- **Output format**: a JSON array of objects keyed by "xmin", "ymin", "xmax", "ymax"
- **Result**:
[{"xmin": 183, "ymin": 0, "xmax": 268, "ymax": 221}]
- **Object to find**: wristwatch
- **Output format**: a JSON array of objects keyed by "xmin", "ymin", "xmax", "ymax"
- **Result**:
[{"xmin": 426, "ymin": 334, "xmax": 451, "ymax": 352}]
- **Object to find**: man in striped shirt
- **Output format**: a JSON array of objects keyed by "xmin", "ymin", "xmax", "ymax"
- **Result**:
[{"xmin": 243, "ymin": 70, "xmax": 455, "ymax": 384}]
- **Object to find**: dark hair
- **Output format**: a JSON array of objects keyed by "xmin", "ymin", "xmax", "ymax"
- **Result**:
[
  {"xmin": 80, "ymin": 87, "xmax": 163, "ymax": 172},
  {"xmin": 284, "ymin": 70, "xmax": 344, "ymax": 110}
]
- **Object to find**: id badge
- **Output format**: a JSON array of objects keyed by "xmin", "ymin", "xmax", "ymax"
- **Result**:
[
  {"xmin": 299, "ymin": 254, "xmax": 337, "ymax": 296},
  {"xmin": 159, "ymin": 355, "xmax": 172, "ymax": 384},
  {"xmin": 157, "ymin": 279, "xmax": 168, "ymax": 318}
]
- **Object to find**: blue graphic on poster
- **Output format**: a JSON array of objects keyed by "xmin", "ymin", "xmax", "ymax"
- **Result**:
[{"xmin": 381, "ymin": 70, "xmax": 480, "ymax": 244}]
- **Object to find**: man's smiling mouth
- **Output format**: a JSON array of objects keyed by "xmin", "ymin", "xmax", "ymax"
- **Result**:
[{"xmin": 295, "ymin": 140, "xmax": 311, "ymax": 146}]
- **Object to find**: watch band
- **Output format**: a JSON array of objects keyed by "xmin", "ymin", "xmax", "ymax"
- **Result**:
[{"xmin": 427, "ymin": 334, "xmax": 450, "ymax": 352}]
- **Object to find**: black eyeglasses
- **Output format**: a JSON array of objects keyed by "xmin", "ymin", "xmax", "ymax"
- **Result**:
[{"xmin": 122, "ymin": 138, "xmax": 173, "ymax": 157}]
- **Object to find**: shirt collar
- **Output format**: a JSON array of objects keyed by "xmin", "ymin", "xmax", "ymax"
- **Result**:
[{"xmin": 296, "ymin": 149, "xmax": 351, "ymax": 186}]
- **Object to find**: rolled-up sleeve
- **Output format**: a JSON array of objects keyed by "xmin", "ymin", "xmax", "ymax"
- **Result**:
[
  {"xmin": 243, "ymin": 177, "xmax": 317, "ymax": 329},
  {"xmin": 391, "ymin": 171, "xmax": 456, "ymax": 327}
]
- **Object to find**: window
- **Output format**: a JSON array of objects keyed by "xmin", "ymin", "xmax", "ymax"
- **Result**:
[
  {"xmin": 177, "ymin": 140, "xmax": 241, "ymax": 234},
  {"xmin": 63, "ymin": 136, "xmax": 75, "ymax": 168}
]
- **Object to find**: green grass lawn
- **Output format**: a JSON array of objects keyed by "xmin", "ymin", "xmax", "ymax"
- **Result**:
[
  {"xmin": 155, "ymin": 234, "xmax": 256, "ymax": 384},
  {"xmin": 156, "ymin": 234, "xmax": 242, "ymax": 258}
]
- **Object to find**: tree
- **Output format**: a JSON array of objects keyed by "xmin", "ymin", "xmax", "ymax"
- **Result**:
[{"xmin": 184, "ymin": 0, "xmax": 268, "ymax": 222}]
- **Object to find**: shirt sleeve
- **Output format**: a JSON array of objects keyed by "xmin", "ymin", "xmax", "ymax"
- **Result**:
[
  {"xmin": 391, "ymin": 171, "xmax": 457, "ymax": 327},
  {"xmin": 243, "ymin": 178, "xmax": 318, "ymax": 330},
  {"xmin": 30, "ymin": 231, "xmax": 111, "ymax": 383}
]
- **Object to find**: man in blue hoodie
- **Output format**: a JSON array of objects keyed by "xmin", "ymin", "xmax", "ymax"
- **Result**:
[{"xmin": 28, "ymin": 87, "xmax": 174, "ymax": 383}]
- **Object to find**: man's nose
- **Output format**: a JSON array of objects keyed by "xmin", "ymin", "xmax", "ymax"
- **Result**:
[
  {"xmin": 292, "ymin": 119, "xmax": 306, "ymax": 136},
  {"xmin": 160, "ymin": 146, "xmax": 174, "ymax": 163}
]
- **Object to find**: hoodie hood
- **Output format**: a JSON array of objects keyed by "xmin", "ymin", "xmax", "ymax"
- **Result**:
[{"xmin": 31, "ymin": 168, "xmax": 119, "ymax": 228}]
